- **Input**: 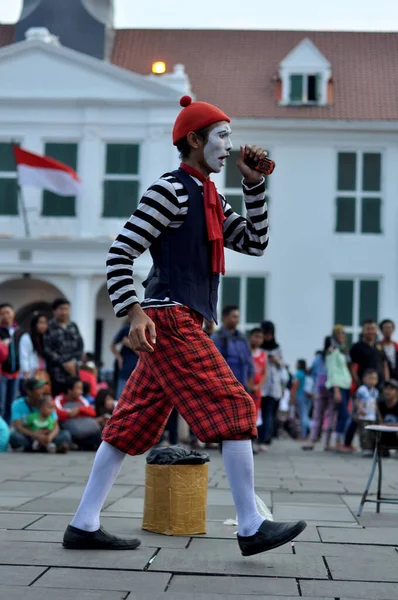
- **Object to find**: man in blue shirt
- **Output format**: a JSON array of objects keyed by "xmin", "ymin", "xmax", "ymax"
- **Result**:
[
  {"xmin": 9, "ymin": 378, "xmax": 71, "ymax": 452},
  {"xmin": 212, "ymin": 305, "xmax": 254, "ymax": 389}
]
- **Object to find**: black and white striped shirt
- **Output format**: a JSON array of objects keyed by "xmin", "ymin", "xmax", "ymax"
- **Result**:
[{"xmin": 107, "ymin": 173, "xmax": 269, "ymax": 317}]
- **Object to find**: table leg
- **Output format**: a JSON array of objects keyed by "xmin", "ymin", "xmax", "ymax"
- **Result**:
[
  {"xmin": 376, "ymin": 433, "xmax": 382, "ymax": 514},
  {"xmin": 357, "ymin": 444, "xmax": 378, "ymax": 517}
]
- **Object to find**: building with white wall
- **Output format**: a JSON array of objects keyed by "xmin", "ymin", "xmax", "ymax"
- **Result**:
[{"xmin": 0, "ymin": 3, "xmax": 397, "ymax": 367}]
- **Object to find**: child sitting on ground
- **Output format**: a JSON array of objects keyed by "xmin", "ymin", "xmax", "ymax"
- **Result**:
[
  {"xmin": 95, "ymin": 388, "xmax": 116, "ymax": 428},
  {"xmin": 356, "ymin": 368, "xmax": 378, "ymax": 457},
  {"xmin": 0, "ymin": 416, "xmax": 10, "ymax": 452},
  {"xmin": 26, "ymin": 395, "xmax": 60, "ymax": 453}
]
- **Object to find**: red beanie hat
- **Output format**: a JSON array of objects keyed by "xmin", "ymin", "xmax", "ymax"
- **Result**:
[{"xmin": 172, "ymin": 96, "xmax": 230, "ymax": 145}]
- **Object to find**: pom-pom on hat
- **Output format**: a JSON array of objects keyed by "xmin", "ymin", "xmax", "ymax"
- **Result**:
[{"xmin": 172, "ymin": 96, "xmax": 230, "ymax": 145}]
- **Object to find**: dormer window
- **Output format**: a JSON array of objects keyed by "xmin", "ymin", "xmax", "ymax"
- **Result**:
[
  {"xmin": 279, "ymin": 38, "xmax": 332, "ymax": 107},
  {"xmin": 290, "ymin": 74, "xmax": 319, "ymax": 104}
]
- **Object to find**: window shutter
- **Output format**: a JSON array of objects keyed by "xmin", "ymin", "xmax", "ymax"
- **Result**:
[
  {"xmin": 222, "ymin": 277, "xmax": 241, "ymax": 308},
  {"xmin": 103, "ymin": 180, "xmax": 139, "ymax": 218},
  {"xmin": 334, "ymin": 280, "xmax": 354, "ymax": 326},
  {"xmin": 290, "ymin": 75, "xmax": 303, "ymax": 102},
  {"xmin": 361, "ymin": 197, "xmax": 381, "ymax": 233},
  {"xmin": 337, "ymin": 153, "xmax": 356, "ymax": 191},
  {"xmin": 359, "ymin": 281, "xmax": 379, "ymax": 324},
  {"xmin": 336, "ymin": 197, "xmax": 356, "ymax": 232},
  {"xmin": 42, "ymin": 143, "xmax": 78, "ymax": 217},
  {"xmin": 0, "ymin": 143, "xmax": 18, "ymax": 215},
  {"xmin": 246, "ymin": 277, "xmax": 266, "ymax": 323}
]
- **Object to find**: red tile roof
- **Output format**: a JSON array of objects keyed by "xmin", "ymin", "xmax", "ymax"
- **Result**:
[
  {"xmin": 1, "ymin": 25, "xmax": 397, "ymax": 120},
  {"xmin": 112, "ymin": 29, "xmax": 398, "ymax": 121}
]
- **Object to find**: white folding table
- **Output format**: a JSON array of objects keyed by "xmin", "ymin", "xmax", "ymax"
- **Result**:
[{"xmin": 357, "ymin": 424, "xmax": 398, "ymax": 517}]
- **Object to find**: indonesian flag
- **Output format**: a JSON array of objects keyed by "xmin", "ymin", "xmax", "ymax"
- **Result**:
[{"xmin": 13, "ymin": 146, "xmax": 81, "ymax": 196}]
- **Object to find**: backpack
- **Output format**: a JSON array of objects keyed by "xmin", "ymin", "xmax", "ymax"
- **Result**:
[{"xmin": 0, "ymin": 326, "xmax": 22, "ymax": 374}]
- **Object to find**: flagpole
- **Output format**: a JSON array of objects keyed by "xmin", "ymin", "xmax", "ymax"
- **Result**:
[
  {"xmin": 17, "ymin": 183, "xmax": 31, "ymax": 238},
  {"xmin": 12, "ymin": 141, "xmax": 31, "ymax": 238}
]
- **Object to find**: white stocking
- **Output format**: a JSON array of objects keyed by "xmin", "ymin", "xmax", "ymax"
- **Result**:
[
  {"xmin": 70, "ymin": 441, "xmax": 125, "ymax": 532},
  {"xmin": 222, "ymin": 440, "xmax": 264, "ymax": 536}
]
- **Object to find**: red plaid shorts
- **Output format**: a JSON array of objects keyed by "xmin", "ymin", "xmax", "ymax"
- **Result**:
[{"xmin": 102, "ymin": 305, "xmax": 257, "ymax": 455}]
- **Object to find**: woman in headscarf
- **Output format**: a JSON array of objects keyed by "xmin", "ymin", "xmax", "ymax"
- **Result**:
[
  {"xmin": 325, "ymin": 325, "xmax": 352, "ymax": 452},
  {"xmin": 257, "ymin": 321, "xmax": 284, "ymax": 451}
]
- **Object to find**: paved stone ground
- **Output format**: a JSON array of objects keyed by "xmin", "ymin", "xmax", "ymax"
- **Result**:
[{"xmin": 0, "ymin": 439, "xmax": 398, "ymax": 599}]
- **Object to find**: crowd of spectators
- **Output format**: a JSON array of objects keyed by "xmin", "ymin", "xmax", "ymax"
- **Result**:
[{"xmin": 1, "ymin": 296, "xmax": 397, "ymax": 457}]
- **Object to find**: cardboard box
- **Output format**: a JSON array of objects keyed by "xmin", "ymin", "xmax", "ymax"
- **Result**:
[{"xmin": 142, "ymin": 463, "xmax": 208, "ymax": 535}]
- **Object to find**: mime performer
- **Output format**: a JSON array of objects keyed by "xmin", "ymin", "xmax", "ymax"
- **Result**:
[{"xmin": 63, "ymin": 96, "xmax": 307, "ymax": 557}]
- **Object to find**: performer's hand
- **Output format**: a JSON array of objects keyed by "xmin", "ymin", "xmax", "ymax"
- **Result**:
[
  {"xmin": 236, "ymin": 145, "xmax": 267, "ymax": 185},
  {"xmin": 127, "ymin": 304, "xmax": 156, "ymax": 353}
]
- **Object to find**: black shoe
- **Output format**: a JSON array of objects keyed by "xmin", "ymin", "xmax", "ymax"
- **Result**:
[
  {"xmin": 62, "ymin": 524, "xmax": 141, "ymax": 550},
  {"xmin": 237, "ymin": 519, "xmax": 307, "ymax": 557}
]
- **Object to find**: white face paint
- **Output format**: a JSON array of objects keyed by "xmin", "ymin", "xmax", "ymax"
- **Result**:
[{"xmin": 203, "ymin": 122, "xmax": 233, "ymax": 173}]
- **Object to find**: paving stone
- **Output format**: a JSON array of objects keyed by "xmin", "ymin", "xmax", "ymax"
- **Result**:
[
  {"xmin": 288, "ymin": 525, "xmax": 321, "ymax": 542},
  {"xmin": 22, "ymin": 473, "xmax": 89, "ymax": 483},
  {"xmin": 0, "ymin": 525, "xmax": 190, "ymax": 548},
  {"xmin": 204, "ymin": 489, "xmax": 245, "ymax": 506},
  {"xmin": 358, "ymin": 513, "xmax": 398, "ymax": 527},
  {"xmin": 272, "ymin": 492, "xmax": 344, "ymax": 505},
  {"xmin": 148, "ymin": 547, "xmax": 328, "ymax": 578},
  {"xmin": 43, "ymin": 485, "xmax": 134, "ymax": 501},
  {"xmin": 9, "ymin": 498, "xmax": 81, "ymax": 513},
  {"xmin": 169, "ymin": 574, "xmax": 299, "ymax": 595},
  {"xmin": 105, "ymin": 595, "xmax": 329, "ymax": 600},
  {"xmin": 0, "ymin": 541, "xmax": 154, "ymax": 570},
  {"xmin": 255, "ymin": 479, "xmax": 305, "ymax": 491},
  {"xmin": 273, "ymin": 505, "xmax": 355, "ymax": 522},
  {"xmin": 0, "ymin": 513, "xmax": 43, "ymax": 529},
  {"xmin": 125, "ymin": 486, "xmax": 146, "ymax": 498},
  {"xmin": 205, "ymin": 505, "xmax": 236, "ymax": 520},
  {"xmin": 0, "ymin": 587, "xmax": 126, "ymax": 600},
  {"xmin": 300, "ymin": 579, "xmax": 398, "ymax": 599},
  {"xmin": 0, "ymin": 565, "xmax": 47, "ymax": 585},
  {"xmin": 25, "ymin": 514, "xmax": 193, "ymax": 546},
  {"xmin": 2, "ymin": 441, "xmax": 398, "ymax": 598},
  {"xmin": 319, "ymin": 526, "xmax": 398, "ymax": 545},
  {"xmin": 104, "ymin": 497, "xmax": 145, "ymax": 514},
  {"xmin": 0, "ymin": 481, "xmax": 66, "ymax": 497},
  {"xmin": 0, "ymin": 529, "xmax": 62, "ymax": 543},
  {"xmin": 117, "ymin": 474, "xmax": 146, "ymax": 486},
  {"xmin": 0, "ymin": 496, "xmax": 35, "ymax": 508},
  {"xmin": 33, "ymin": 567, "xmax": 170, "ymax": 592},
  {"xmin": 294, "ymin": 541, "xmax": 396, "ymax": 558},
  {"xmin": 295, "ymin": 480, "xmax": 347, "ymax": 493},
  {"xmin": 189, "ymin": 537, "xmax": 293, "ymax": 555},
  {"xmin": 343, "ymin": 495, "xmax": 398, "ymax": 513},
  {"xmin": 326, "ymin": 555, "xmax": 398, "ymax": 582}
]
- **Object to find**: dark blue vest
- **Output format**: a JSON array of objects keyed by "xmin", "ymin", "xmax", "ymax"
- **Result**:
[{"xmin": 143, "ymin": 168, "xmax": 220, "ymax": 323}]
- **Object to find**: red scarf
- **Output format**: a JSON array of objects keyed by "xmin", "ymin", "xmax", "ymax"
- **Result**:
[{"xmin": 180, "ymin": 163, "xmax": 225, "ymax": 275}]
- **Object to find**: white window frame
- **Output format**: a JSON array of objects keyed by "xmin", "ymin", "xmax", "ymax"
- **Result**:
[
  {"xmin": 289, "ymin": 73, "xmax": 320, "ymax": 105},
  {"xmin": 336, "ymin": 150, "xmax": 383, "ymax": 235},
  {"xmin": 333, "ymin": 276, "xmax": 381, "ymax": 341},
  {"xmin": 102, "ymin": 142, "xmax": 141, "ymax": 216},
  {"xmin": 219, "ymin": 274, "xmax": 267, "ymax": 332}
]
